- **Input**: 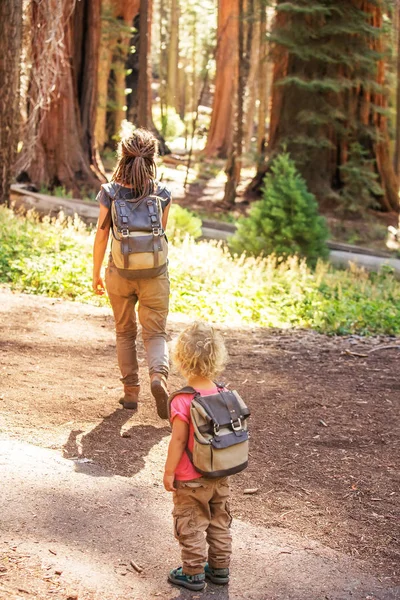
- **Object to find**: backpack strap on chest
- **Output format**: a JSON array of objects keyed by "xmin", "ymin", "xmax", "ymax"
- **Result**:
[{"xmin": 146, "ymin": 197, "xmax": 163, "ymax": 267}]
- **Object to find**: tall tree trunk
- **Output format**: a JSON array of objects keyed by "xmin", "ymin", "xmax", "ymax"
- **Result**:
[
  {"xmin": 137, "ymin": 0, "xmax": 151, "ymax": 127},
  {"xmin": 244, "ymin": 0, "xmax": 261, "ymax": 153},
  {"xmin": 95, "ymin": 1, "xmax": 114, "ymax": 151},
  {"xmin": 249, "ymin": 0, "xmax": 399, "ymax": 213},
  {"xmin": 0, "ymin": 0, "xmax": 22, "ymax": 205},
  {"xmin": 256, "ymin": 3, "xmax": 270, "ymax": 163},
  {"xmin": 223, "ymin": 0, "xmax": 252, "ymax": 204},
  {"xmin": 177, "ymin": 54, "xmax": 188, "ymax": 121},
  {"xmin": 167, "ymin": 0, "xmax": 180, "ymax": 110},
  {"xmin": 394, "ymin": 1, "xmax": 400, "ymax": 176},
  {"xmin": 17, "ymin": 0, "xmax": 105, "ymax": 196},
  {"xmin": 127, "ymin": 1, "xmax": 170, "ymax": 153},
  {"xmin": 96, "ymin": 0, "xmax": 140, "ymax": 150},
  {"xmin": 205, "ymin": 0, "xmax": 239, "ymax": 158},
  {"xmin": 159, "ymin": 0, "xmax": 168, "ymax": 136}
]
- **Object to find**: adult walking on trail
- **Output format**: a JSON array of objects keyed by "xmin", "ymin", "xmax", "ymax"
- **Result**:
[{"xmin": 92, "ymin": 129, "xmax": 171, "ymax": 419}]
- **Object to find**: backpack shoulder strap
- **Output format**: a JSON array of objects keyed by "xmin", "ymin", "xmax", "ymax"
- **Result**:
[
  {"xmin": 167, "ymin": 386, "xmax": 198, "ymax": 421},
  {"xmin": 99, "ymin": 182, "xmax": 119, "ymax": 230}
]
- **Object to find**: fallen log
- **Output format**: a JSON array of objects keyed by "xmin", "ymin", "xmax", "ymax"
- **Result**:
[{"xmin": 10, "ymin": 184, "xmax": 99, "ymax": 225}]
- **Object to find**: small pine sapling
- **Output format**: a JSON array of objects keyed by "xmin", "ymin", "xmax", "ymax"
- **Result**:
[{"xmin": 230, "ymin": 152, "xmax": 329, "ymax": 265}]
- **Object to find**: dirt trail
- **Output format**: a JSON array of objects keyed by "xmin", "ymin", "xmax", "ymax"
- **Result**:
[{"xmin": 0, "ymin": 288, "xmax": 399, "ymax": 599}]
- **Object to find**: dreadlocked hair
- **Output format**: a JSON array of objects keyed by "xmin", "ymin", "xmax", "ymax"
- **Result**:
[
  {"xmin": 112, "ymin": 128, "xmax": 158, "ymax": 198},
  {"xmin": 173, "ymin": 322, "xmax": 228, "ymax": 380}
]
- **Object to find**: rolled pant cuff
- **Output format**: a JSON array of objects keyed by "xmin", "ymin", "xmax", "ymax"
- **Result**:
[
  {"xmin": 149, "ymin": 367, "xmax": 169, "ymax": 378},
  {"xmin": 182, "ymin": 565, "xmax": 205, "ymax": 576},
  {"xmin": 120, "ymin": 376, "xmax": 140, "ymax": 386},
  {"xmin": 209, "ymin": 562, "xmax": 230, "ymax": 569}
]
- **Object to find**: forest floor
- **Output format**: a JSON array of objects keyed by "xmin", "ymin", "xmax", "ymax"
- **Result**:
[{"xmin": 0, "ymin": 288, "xmax": 399, "ymax": 600}]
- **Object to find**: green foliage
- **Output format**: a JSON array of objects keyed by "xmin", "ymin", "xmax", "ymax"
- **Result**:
[
  {"xmin": 39, "ymin": 185, "xmax": 73, "ymax": 199},
  {"xmin": 1, "ymin": 207, "xmax": 399, "ymax": 336},
  {"xmin": 153, "ymin": 107, "xmax": 185, "ymax": 141},
  {"xmin": 339, "ymin": 143, "xmax": 384, "ymax": 214},
  {"xmin": 167, "ymin": 204, "xmax": 202, "ymax": 242},
  {"xmin": 0, "ymin": 208, "xmax": 95, "ymax": 302},
  {"xmin": 230, "ymin": 153, "xmax": 329, "ymax": 265}
]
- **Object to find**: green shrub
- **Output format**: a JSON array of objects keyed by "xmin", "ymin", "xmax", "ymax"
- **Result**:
[
  {"xmin": 229, "ymin": 152, "xmax": 329, "ymax": 265},
  {"xmin": 1, "ymin": 206, "xmax": 399, "ymax": 336},
  {"xmin": 167, "ymin": 204, "xmax": 202, "ymax": 242}
]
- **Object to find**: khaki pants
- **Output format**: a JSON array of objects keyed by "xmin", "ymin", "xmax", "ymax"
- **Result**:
[
  {"xmin": 105, "ymin": 262, "xmax": 170, "ymax": 386},
  {"xmin": 172, "ymin": 477, "xmax": 232, "ymax": 576}
]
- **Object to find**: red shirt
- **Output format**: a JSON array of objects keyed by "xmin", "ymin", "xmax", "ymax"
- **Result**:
[{"xmin": 170, "ymin": 386, "xmax": 219, "ymax": 481}]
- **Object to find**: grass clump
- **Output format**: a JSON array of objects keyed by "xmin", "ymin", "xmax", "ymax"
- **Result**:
[
  {"xmin": 0, "ymin": 206, "xmax": 399, "ymax": 336},
  {"xmin": 0, "ymin": 208, "xmax": 96, "ymax": 303}
]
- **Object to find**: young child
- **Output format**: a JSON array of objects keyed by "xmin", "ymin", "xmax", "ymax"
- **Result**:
[{"xmin": 164, "ymin": 322, "xmax": 232, "ymax": 591}]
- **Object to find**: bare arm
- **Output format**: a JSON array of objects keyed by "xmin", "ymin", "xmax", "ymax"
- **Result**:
[
  {"xmin": 92, "ymin": 203, "xmax": 111, "ymax": 295},
  {"xmin": 162, "ymin": 200, "xmax": 171, "ymax": 230},
  {"xmin": 163, "ymin": 417, "xmax": 189, "ymax": 492}
]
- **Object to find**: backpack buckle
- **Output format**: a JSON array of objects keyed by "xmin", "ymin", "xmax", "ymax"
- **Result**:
[
  {"xmin": 213, "ymin": 423, "xmax": 220, "ymax": 435},
  {"xmin": 121, "ymin": 228, "xmax": 129, "ymax": 237},
  {"xmin": 152, "ymin": 227, "xmax": 162, "ymax": 236},
  {"xmin": 231, "ymin": 418, "xmax": 243, "ymax": 431}
]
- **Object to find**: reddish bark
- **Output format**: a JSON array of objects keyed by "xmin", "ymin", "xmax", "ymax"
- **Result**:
[
  {"xmin": 205, "ymin": 0, "xmax": 239, "ymax": 158},
  {"xmin": 249, "ymin": 1, "xmax": 399, "ymax": 213},
  {"xmin": 18, "ymin": 0, "xmax": 105, "ymax": 196},
  {"xmin": 0, "ymin": 0, "xmax": 22, "ymax": 205}
]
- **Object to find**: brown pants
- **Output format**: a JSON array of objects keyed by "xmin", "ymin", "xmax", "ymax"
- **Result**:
[
  {"xmin": 105, "ymin": 262, "xmax": 170, "ymax": 386},
  {"xmin": 172, "ymin": 477, "xmax": 232, "ymax": 576}
]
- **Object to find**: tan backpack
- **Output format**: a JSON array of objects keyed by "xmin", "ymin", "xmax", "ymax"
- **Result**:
[
  {"xmin": 101, "ymin": 182, "xmax": 168, "ymax": 275},
  {"xmin": 168, "ymin": 386, "xmax": 250, "ymax": 478}
]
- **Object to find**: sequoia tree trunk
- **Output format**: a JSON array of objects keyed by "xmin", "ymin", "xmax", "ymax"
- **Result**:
[
  {"xmin": 137, "ymin": 0, "xmax": 151, "ymax": 127},
  {"xmin": 0, "ymin": 0, "xmax": 22, "ymax": 205},
  {"xmin": 394, "ymin": 1, "xmax": 400, "ymax": 176},
  {"xmin": 17, "ymin": 0, "xmax": 105, "ymax": 196},
  {"xmin": 205, "ymin": 0, "xmax": 239, "ymax": 158},
  {"xmin": 256, "ymin": 3, "xmax": 271, "ymax": 162},
  {"xmin": 223, "ymin": 0, "xmax": 252, "ymax": 204},
  {"xmin": 167, "ymin": 0, "xmax": 180, "ymax": 110},
  {"xmin": 244, "ymin": 0, "xmax": 261, "ymax": 153},
  {"xmin": 249, "ymin": 0, "xmax": 399, "ymax": 213},
  {"xmin": 95, "ymin": 0, "xmax": 140, "ymax": 151},
  {"xmin": 127, "ymin": 0, "xmax": 170, "ymax": 154},
  {"xmin": 95, "ymin": 1, "xmax": 114, "ymax": 151}
]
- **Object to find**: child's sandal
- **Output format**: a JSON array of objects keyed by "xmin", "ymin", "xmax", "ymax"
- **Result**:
[
  {"xmin": 205, "ymin": 563, "xmax": 230, "ymax": 585},
  {"xmin": 168, "ymin": 567, "xmax": 205, "ymax": 591}
]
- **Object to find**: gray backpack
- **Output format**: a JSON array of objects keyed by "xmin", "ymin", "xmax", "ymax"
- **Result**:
[
  {"xmin": 168, "ymin": 386, "xmax": 250, "ymax": 478},
  {"xmin": 101, "ymin": 182, "xmax": 168, "ymax": 275}
]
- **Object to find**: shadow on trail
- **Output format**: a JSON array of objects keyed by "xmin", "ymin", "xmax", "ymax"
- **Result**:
[
  {"xmin": 63, "ymin": 408, "xmax": 169, "ymax": 478},
  {"xmin": 173, "ymin": 584, "xmax": 230, "ymax": 599}
]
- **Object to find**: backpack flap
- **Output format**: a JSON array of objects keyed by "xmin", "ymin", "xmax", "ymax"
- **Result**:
[
  {"xmin": 195, "ymin": 391, "xmax": 249, "ymax": 433},
  {"xmin": 211, "ymin": 429, "xmax": 248, "ymax": 449}
]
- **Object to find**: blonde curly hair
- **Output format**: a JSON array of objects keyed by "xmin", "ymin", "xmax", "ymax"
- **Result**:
[{"xmin": 173, "ymin": 322, "xmax": 228, "ymax": 380}]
